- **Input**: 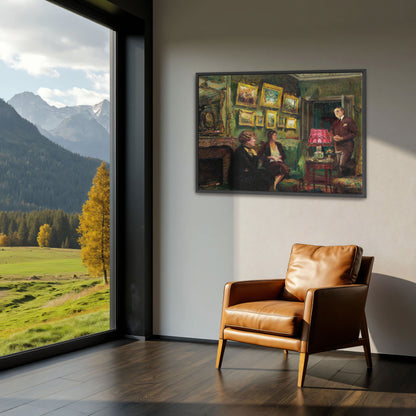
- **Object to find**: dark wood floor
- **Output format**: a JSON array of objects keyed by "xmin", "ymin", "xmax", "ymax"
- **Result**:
[{"xmin": 0, "ymin": 339, "xmax": 415, "ymax": 415}]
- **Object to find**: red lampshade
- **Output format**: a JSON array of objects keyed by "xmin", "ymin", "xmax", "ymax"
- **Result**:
[{"xmin": 308, "ymin": 129, "xmax": 332, "ymax": 146}]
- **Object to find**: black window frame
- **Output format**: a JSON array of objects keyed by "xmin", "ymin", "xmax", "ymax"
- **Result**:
[{"xmin": 0, "ymin": 0, "xmax": 153, "ymax": 370}]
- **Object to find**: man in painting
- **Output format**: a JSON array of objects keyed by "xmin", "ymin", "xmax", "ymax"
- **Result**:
[
  {"xmin": 330, "ymin": 107, "xmax": 358, "ymax": 176},
  {"xmin": 230, "ymin": 130, "xmax": 267, "ymax": 191}
]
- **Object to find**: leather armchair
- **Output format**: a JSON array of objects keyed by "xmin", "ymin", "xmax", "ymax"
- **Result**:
[{"xmin": 216, "ymin": 244, "xmax": 374, "ymax": 387}]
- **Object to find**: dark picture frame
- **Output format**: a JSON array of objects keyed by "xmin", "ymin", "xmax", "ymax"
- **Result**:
[{"xmin": 197, "ymin": 70, "xmax": 366, "ymax": 197}]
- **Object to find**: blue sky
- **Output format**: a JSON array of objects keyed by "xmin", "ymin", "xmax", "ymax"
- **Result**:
[{"xmin": 0, "ymin": 0, "xmax": 110, "ymax": 107}]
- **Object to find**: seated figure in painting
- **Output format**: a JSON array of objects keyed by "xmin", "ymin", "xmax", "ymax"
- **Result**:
[
  {"xmin": 230, "ymin": 130, "xmax": 268, "ymax": 191},
  {"xmin": 258, "ymin": 130, "xmax": 290, "ymax": 191}
]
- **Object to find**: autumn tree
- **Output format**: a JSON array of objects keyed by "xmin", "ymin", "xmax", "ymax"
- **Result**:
[
  {"xmin": 0, "ymin": 233, "xmax": 9, "ymax": 247},
  {"xmin": 0, "ymin": 210, "xmax": 80, "ymax": 248},
  {"xmin": 37, "ymin": 224, "xmax": 52, "ymax": 247},
  {"xmin": 78, "ymin": 161, "xmax": 110, "ymax": 283}
]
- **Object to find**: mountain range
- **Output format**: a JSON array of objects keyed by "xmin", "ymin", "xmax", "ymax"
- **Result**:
[
  {"xmin": 8, "ymin": 92, "xmax": 110, "ymax": 162},
  {"xmin": 0, "ymin": 99, "xmax": 102, "ymax": 213}
]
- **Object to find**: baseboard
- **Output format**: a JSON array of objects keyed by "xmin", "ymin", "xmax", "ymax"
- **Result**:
[
  {"xmin": 149, "ymin": 334, "xmax": 218, "ymax": 344},
  {"xmin": 124, "ymin": 334, "xmax": 149, "ymax": 341}
]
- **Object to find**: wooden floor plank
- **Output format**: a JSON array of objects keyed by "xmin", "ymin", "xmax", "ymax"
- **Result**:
[{"xmin": 0, "ymin": 340, "xmax": 415, "ymax": 416}]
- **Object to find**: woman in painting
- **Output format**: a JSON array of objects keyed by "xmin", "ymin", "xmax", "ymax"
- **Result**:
[
  {"xmin": 230, "ymin": 130, "xmax": 267, "ymax": 191},
  {"xmin": 258, "ymin": 130, "xmax": 290, "ymax": 191}
]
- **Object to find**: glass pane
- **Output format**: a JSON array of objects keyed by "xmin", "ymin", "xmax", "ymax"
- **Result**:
[{"xmin": 0, "ymin": 0, "xmax": 111, "ymax": 356}]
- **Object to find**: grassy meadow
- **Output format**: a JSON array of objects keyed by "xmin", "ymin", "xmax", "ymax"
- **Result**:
[{"xmin": 0, "ymin": 247, "xmax": 110, "ymax": 356}]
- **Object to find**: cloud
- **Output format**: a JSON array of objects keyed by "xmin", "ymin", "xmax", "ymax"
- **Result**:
[
  {"xmin": 86, "ymin": 71, "xmax": 111, "ymax": 92},
  {"xmin": 38, "ymin": 86, "xmax": 109, "ymax": 108},
  {"xmin": 0, "ymin": 50, "xmax": 61, "ymax": 78},
  {"xmin": 0, "ymin": 0, "xmax": 110, "ymax": 76}
]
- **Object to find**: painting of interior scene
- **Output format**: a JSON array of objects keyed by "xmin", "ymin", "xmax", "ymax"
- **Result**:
[{"xmin": 197, "ymin": 71, "xmax": 365, "ymax": 196}]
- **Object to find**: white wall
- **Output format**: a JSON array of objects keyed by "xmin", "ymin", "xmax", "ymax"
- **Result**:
[{"xmin": 153, "ymin": 0, "xmax": 416, "ymax": 356}]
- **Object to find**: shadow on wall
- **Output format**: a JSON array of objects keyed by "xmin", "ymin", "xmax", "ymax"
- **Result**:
[{"xmin": 366, "ymin": 273, "xmax": 416, "ymax": 357}]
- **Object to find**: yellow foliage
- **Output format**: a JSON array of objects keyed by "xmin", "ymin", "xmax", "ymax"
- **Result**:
[
  {"xmin": 0, "ymin": 233, "xmax": 10, "ymax": 247},
  {"xmin": 37, "ymin": 224, "xmax": 52, "ymax": 247},
  {"xmin": 78, "ymin": 161, "xmax": 110, "ymax": 283}
]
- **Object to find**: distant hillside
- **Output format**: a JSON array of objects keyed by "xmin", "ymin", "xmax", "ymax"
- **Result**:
[
  {"xmin": 93, "ymin": 100, "xmax": 110, "ymax": 132},
  {"xmin": 8, "ymin": 92, "xmax": 110, "ymax": 162},
  {"xmin": 51, "ymin": 113, "xmax": 110, "ymax": 162},
  {"xmin": 0, "ymin": 99, "xmax": 102, "ymax": 213}
]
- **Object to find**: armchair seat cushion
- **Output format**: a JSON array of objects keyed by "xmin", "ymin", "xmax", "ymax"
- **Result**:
[{"xmin": 224, "ymin": 300, "xmax": 304, "ymax": 337}]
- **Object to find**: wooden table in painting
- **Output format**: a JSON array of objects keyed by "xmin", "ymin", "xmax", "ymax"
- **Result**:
[{"xmin": 305, "ymin": 158, "xmax": 335, "ymax": 193}]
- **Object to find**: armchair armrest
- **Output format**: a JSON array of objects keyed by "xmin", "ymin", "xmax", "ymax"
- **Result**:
[
  {"xmin": 223, "ymin": 279, "xmax": 286, "ymax": 308},
  {"xmin": 301, "ymin": 284, "xmax": 369, "ymax": 353},
  {"xmin": 218, "ymin": 279, "xmax": 285, "ymax": 339}
]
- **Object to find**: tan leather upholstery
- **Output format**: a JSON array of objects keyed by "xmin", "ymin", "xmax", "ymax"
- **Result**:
[
  {"xmin": 216, "ymin": 244, "xmax": 374, "ymax": 388},
  {"xmin": 219, "ymin": 280, "xmax": 285, "ymax": 339},
  {"xmin": 223, "ymin": 328, "xmax": 302, "ymax": 351},
  {"xmin": 282, "ymin": 244, "xmax": 363, "ymax": 301},
  {"xmin": 225, "ymin": 279, "xmax": 285, "ymax": 307},
  {"xmin": 302, "ymin": 284, "xmax": 368, "ymax": 353},
  {"xmin": 224, "ymin": 300, "xmax": 304, "ymax": 337}
]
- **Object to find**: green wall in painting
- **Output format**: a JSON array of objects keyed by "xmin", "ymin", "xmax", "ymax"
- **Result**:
[
  {"xmin": 226, "ymin": 74, "xmax": 301, "ymax": 146},
  {"xmin": 227, "ymin": 73, "xmax": 299, "ymax": 144},
  {"xmin": 198, "ymin": 72, "xmax": 364, "ymax": 177}
]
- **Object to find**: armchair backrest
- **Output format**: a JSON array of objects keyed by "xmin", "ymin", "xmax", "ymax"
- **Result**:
[
  {"xmin": 355, "ymin": 256, "xmax": 374, "ymax": 286},
  {"xmin": 282, "ymin": 244, "xmax": 363, "ymax": 301}
]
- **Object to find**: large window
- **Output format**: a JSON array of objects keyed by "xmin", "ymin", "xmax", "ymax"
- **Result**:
[{"xmin": 0, "ymin": 0, "xmax": 112, "ymax": 356}]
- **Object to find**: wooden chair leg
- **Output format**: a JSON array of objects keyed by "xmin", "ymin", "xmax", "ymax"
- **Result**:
[
  {"xmin": 216, "ymin": 339, "xmax": 227, "ymax": 369},
  {"xmin": 297, "ymin": 352, "xmax": 308, "ymax": 388},
  {"xmin": 283, "ymin": 349, "xmax": 288, "ymax": 357},
  {"xmin": 361, "ymin": 315, "xmax": 372, "ymax": 369}
]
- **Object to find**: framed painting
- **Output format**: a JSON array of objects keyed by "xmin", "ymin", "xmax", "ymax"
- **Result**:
[
  {"xmin": 282, "ymin": 94, "xmax": 299, "ymax": 114},
  {"xmin": 238, "ymin": 109, "xmax": 255, "ymax": 126},
  {"xmin": 255, "ymin": 114, "xmax": 264, "ymax": 126},
  {"xmin": 286, "ymin": 117, "xmax": 297, "ymax": 129},
  {"xmin": 265, "ymin": 110, "xmax": 277, "ymax": 129},
  {"xmin": 196, "ymin": 70, "xmax": 366, "ymax": 197},
  {"xmin": 236, "ymin": 83, "xmax": 258, "ymax": 107},
  {"xmin": 260, "ymin": 82, "xmax": 283, "ymax": 109}
]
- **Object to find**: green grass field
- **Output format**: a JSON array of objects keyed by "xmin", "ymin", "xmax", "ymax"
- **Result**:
[
  {"xmin": 0, "ymin": 247, "xmax": 110, "ymax": 356},
  {"xmin": 0, "ymin": 246, "xmax": 88, "ymax": 278}
]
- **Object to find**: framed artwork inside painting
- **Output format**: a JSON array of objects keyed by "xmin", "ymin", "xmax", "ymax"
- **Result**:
[
  {"xmin": 197, "ymin": 70, "xmax": 366, "ymax": 197},
  {"xmin": 238, "ymin": 109, "xmax": 255, "ymax": 126},
  {"xmin": 282, "ymin": 94, "xmax": 299, "ymax": 114},
  {"xmin": 286, "ymin": 117, "xmax": 297, "ymax": 129},
  {"xmin": 265, "ymin": 110, "xmax": 277, "ymax": 129},
  {"xmin": 278, "ymin": 116, "xmax": 286, "ymax": 128},
  {"xmin": 260, "ymin": 82, "xmax": 283, "ymax": 109},
  {"xmin": 255, "ymin": 114, "xmax": 264, "ymax": 126},
  {"xmin": 236, "ymin": 83, "xmax": 258, "ymax": 107}
]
